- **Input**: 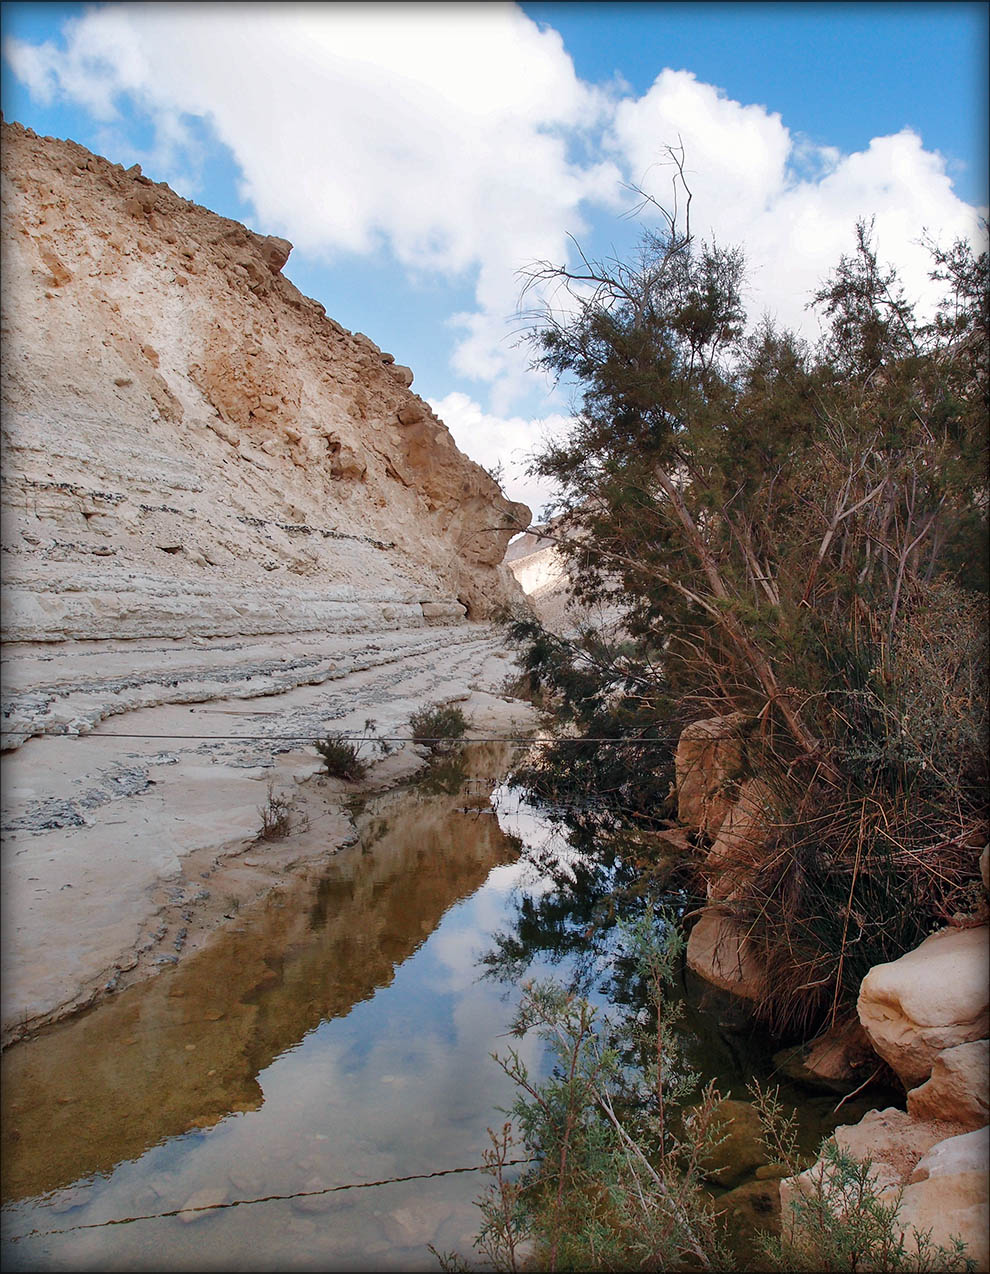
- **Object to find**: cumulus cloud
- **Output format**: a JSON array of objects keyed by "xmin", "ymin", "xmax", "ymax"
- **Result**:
[
  {"xmin": 4, "ymin": 5, "xmax": 985, "ymax": 419},
  {"xmin": 428, "ymin": 391, "xmax": 573, "ymax": 518},
  {"xmin": 609, "ymin": 71, "xmax": 985, "ymax": 335}
]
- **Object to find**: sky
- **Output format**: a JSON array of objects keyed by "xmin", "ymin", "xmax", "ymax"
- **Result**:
[{"xmin": 2, "ymin": 1, "xmax": 987, "ymax": 518}]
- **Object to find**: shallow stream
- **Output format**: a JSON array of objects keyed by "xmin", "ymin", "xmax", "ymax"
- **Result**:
[{"xmin": 1, "ymin": 743, "xmax": 888, "ymax": 1271}]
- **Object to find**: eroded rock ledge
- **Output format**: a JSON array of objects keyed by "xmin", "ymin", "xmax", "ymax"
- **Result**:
[{"xmin": 0, "ymin": 119, "xmax": 538, "ymax": 1046}]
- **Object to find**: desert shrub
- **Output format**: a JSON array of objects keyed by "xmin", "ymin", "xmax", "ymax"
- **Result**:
[
  {"xmin": 258, "ymin": 783, "xmax": 293, "ymax": 840},
  {"xmin": 435, "ymin": 911, "xmax": 734, "ymax": 1272},
  {"xmin": 505, "ymin": 177, "xmax": 988, "ymax": 1032},
  {"xmin": 409, "ymin": 702, "xmax": 468, "ymax": 751},
  {"xmin": 315, "ymin": 733, "xmax": 367, "ymax": 781},
  {"xmin": 751, "ymin": 1085, "xmax": 974, "ymax": 1273}
]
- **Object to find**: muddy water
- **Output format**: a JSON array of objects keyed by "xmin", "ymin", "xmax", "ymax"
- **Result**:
[{"xmin": 1, "ymin": 745, "xmax": 888, "ymax": 1271}]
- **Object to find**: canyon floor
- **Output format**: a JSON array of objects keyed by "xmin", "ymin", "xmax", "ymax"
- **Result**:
[{"xmin": 0, "ymin": 623, "xmax": 537, "ymax": 1048}]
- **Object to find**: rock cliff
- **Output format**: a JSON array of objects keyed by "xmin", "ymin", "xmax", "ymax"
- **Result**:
[
  {"xmin": 0, "ymin": 119, "xmax": 537, "ymax": 1043},
  {"xmin": 1, "ymin": 118, "xmax": 529, "ymax": 664}
]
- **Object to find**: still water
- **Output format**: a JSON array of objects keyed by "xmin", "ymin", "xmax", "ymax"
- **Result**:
[{"xmin": 1, "ymin": 744, "xmax": 882, "ymax": 1271}]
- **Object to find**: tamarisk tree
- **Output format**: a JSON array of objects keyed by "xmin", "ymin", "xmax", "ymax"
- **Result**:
[{"xmin": 513, "ymin": 150, "xmax": 988, "ymax": 1031}]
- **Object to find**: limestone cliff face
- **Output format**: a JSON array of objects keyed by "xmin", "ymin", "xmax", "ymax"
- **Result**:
[{"xmin": 0, "ymin": 120, "xmax": 530, "ymax": 644}]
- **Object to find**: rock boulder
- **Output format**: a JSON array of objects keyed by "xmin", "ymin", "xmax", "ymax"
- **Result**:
[
  {"xmin": 857, "ymin": 926, "xmax": 989, "ymax": 1088},
  {"xmin": 674, "ymin": 713, "xmax": 749, "ymax": 838},
  {"xmin": 686, "ymin": 906, "xmax": 766, "ymax": 1001},
  {"xmin": 907, "ymin": 1040, "xmax": 989, "ymax": 1132},
  {"xmin": 897, "ymin": 1127, "xmax": 989, "ymax": 1271}
]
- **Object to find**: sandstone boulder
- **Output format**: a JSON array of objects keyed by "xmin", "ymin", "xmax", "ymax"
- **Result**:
[
  {"xmin": 857, "ymin": 926, "xmax": 989, "ymax": 1088},
  {"xmin": 779, "ymin": 1107, "xmax": 946, "ymax": 1221},
  {"xmin": 780, "ymin": 1118, "xmax": 988, "ymax": 1272},
  {"xmin": 907, "ymin": 1040, "xmax": 989, "ymax": 1131},
  {"xmin": 833, "ymin": 1106, "xmax": 946, "ymax": 1185},
  {"xmin": 674, "ymin": 713, "xmax": 749, "ymax": 838},
  {"xmin": 897, "ymin": 1127, "xmax": 989, "ymax": 1271},
  {"xmin": 705, "ymin": 778, "xmax": 773, "ymax": 902},
  {"xmin": 686, "ymin": 906, "xmax": 766, "ymax": 1001},
  {"xmin": 909, "ymin": 1123, "xmax": 989, "ymax": 1183}
]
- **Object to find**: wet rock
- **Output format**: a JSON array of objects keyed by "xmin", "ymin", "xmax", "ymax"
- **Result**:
[
  {"xmin": 177, "ymin": 1183, "xmax": 228, "ymax": 1223},
  {"xmin": 228, "ymin": 1167, "xmax": 265, "ymax": 1197},
  {"xmin": 686, "ymin": 906, "xmax": 767, "ymax": 1001},
  {"xmin": 698, "ymin": 1098, "xmax": 769, "ymax": 1187},
  {"xmin": 773, "ymin": 1018, "xmax": 877, "ymax": 1093},
  {"xmin": 718, "ymin": 1177, "xmax": 780, "ymax": 1267},
  {"xmin": 290, "ymin": 1175, "xmax": 337, "ymax": 1215},
  {"xmin": 383, "ymin": 1200, "xmax": 452, "ymax": 1247}
]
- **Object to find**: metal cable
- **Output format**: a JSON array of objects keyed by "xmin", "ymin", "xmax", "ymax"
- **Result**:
[{"xmin": 6, "ymin": 1157, "xmax": 537, "ymax": 1242}]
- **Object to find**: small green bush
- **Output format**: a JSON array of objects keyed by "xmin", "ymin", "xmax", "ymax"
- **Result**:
[
  {"xmin": 315, "ymin": 733, "xmax": 367, "ymax": 781},
  {"xmin": 752, "ymin": 1083, "xmax": 975, "ymax": 1273},
  {"xmin": 258, "ymin": 783, "xmax": 293, "ymax": 840},
  {"xmin": 409, "ymin": 703, "xmax": 468, "ymax": 752}
]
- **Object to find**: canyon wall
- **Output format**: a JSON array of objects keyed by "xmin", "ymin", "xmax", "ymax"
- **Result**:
[
  {"xmin": 0, "ymin": 120, "xmax": 536, "ymax": 1041},
  {"xmin": 1, "ymin": 119, "xmax": 530, "ymax": 664}
]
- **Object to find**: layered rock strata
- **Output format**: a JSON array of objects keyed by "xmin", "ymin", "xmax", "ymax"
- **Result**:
[{"xmin": 1, "ymin": 118, "xmax": 530, "ymax": 674}]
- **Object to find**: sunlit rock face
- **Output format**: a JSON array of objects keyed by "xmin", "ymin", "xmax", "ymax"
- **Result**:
[
  {"xmin": 857, "ymin": 925, "xmax": 990, "ymax": 1089},
  {"xmin": 505, "ymin": 521, "xmax": 626, "ymax": 636},
  {"xmin": 0, "ymin": 118, "xmax": 530, "ymax": 652}
]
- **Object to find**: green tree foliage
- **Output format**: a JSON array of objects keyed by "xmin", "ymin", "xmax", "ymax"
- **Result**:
[
  {"xmin": 512, "ymin": 150, "xmax": 988, "ymax": 1034},
  {"xmin": 409, "ymin": 702, "xmax": 469, "ymax": 751},
  {"xmin": 435, "ymin": 910, "xmax": 735, "ymax": 1272}
]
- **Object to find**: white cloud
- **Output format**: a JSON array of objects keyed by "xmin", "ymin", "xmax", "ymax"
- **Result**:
[
  {"xmin": 4, "ymin": 2, "xmax": 617, "ymax": 402},
  {"xmin": 4, "ymin": 7, "xmax": 985, "ymax": 428},
  {"xmin": 608, "ymin": 70, "xmax": 985, "ymax": 335},
  {"xmin": 428, "ymin": 391, "xmax": 572, "ymax": 519}
]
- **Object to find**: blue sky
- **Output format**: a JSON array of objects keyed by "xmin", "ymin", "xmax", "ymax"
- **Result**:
[{"xmin": 2, "ymin": 2, "xmax": 987, "ymax": 516}]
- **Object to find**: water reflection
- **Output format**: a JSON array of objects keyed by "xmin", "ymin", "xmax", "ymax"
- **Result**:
[
  {"xmin": 2, "ymin": 745, "xmax": 532, "ymax": 1269},
  {"xmin": 0, "ymin": 744, "xmax": 893, "ymax": 1272}
]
